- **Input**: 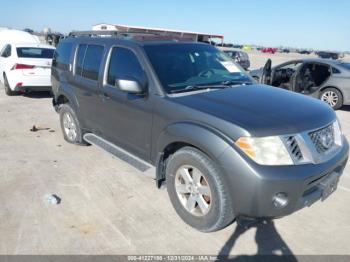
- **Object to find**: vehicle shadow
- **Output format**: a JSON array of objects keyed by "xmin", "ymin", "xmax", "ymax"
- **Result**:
[
  {"xmin": 340, "ymin": 105, "xmax": 350, "ymax": 112},
  {"xmin": 218, "ymin": 219, "xmax": 298, "ymax": 262},
  {"xmin": 22, "ymin": 91, "xmax": 52, "ymax": 99}
]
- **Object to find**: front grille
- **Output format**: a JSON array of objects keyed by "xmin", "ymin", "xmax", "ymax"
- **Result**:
[
  {"xmin": 309, "ymin": 124, "xmax": 335, "ymax": 154},
  {"xmin": 285, "ymin": 136, "xmax": 303, "ymax": 162}
]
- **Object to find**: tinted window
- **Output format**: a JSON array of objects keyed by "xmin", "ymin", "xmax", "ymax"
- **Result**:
[
  {"xmin": 16, "ymin": 48, "xmax": 54, "ymax": 58},
  {"xmin": 75, "ymin": 44, "xmax": 87, "ymax": 76},
  {"xmin": 107, "ymin": 47, "xmax": 145, "ymax": 86},
  {"xmin": 332, "ymin": 67, "xmax": 341, "ymax": 74},
  {"xmin": 53, "ymin": 42, "xmax": 73, "ymax": 70},
  {"xmin": 82, "ymin": 45, "xmax": 104, "ymax": 81},
  {"xmin": 1, "ymin": 45, "xmax": 11, "ymax": 58}
]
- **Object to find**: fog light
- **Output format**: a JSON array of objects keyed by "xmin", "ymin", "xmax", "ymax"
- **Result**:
[{"xmin": 273, "ymin": 193, "xmax": 289, "ymax": 208}]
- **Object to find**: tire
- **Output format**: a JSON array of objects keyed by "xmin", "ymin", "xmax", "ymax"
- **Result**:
[
  {"xmin": 320, "ymin": 88, "xmax": 343, "ymax": 110},
  {"xmin": 59, "ymin": 104, "xmax": 88, "ymax": 145},
  {"xmin": 3, "ymin": 74, "xmax": 19, "ymax": 96},
  {"xmin": 166, "ymin": 147, "xmax": 234, "ymax": 232}
]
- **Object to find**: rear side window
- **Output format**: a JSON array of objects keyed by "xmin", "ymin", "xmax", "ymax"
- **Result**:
[
  {"xmin": 0, "ymin": 45, "xmax": 11, "ymax": 58},
  {"xmin": 332, "ymin": 67, "xmax": 341, "ymax": 74},
  {"xmin": 107, "ymin": 47, "xmax": 144, "ymax": 86},
  {"xmin": 81, "ymin": 45, "xmax": 104, "ymax": 81},
  {"xmin": 75, "ymin": 44, "xmax": 87, "ymax": 76},
  {"xmin": 16, "ymin": 48, "xmax": 54, "ymax": 59},
  {"xmin": 52, "ymin": 42, "xmax": 73, "ymax": 70}
]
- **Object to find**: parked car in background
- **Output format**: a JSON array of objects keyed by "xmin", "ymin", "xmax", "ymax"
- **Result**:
[
  {"xmin": 317, "ymin": 51, "xmax": 340, "ymax": 60},
  {"xmin": 250, "ymin": 58, "xmax": 350, "ymax": 109},
  {"xmin": 222, "ymin": 49, "xmax": 251, "ymax": 70},
  {"xmin": 0, "ymin": 43, "xmax": 55, "ymax": 95},
  {"xmin": 261, "ymin": 47, "xmax": 277, "ymax": 54},
  {"xmin": 279, "ymin": 48, "xmax": 290, "ymax": 53},
  {"xmin": 51, "ymin": 31, "xmax": 348, "ymax": 232},
  {"xmin": 298, "ymin": 50, "xmax": 312, "ymax": 55}
]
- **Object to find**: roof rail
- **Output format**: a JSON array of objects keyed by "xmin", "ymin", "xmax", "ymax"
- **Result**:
[{"xmin": 68, "ymin": 30, "xmax": 160, "ymax": 38}]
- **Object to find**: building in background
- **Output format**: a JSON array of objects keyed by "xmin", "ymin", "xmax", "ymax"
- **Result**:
[{"xmin": 92, "ymin": 23, "xmax": 224, "ymax": 44}]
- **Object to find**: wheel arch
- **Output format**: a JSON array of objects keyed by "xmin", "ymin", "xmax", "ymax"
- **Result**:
[
  {"xmin": 319, "ymin": 86, "xmax": 343, "ymax": 97},
  {"xmin": 53, "ymin": 83, "xmax": 80, "ymax": 112},
  {"xmin": 154, "ymin": 122, "xmax": 232, "ymax": 188}
]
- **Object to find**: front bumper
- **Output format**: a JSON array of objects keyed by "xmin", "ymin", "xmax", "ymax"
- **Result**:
[{"xmin": 218, "ymin": 136, "xmax": 349, "ymax": 218}]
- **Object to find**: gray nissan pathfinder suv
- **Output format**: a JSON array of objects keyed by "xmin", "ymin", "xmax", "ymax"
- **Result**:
[{"xmin": 51, "ymin": 31, "xmax": 349, "ymax": 232}]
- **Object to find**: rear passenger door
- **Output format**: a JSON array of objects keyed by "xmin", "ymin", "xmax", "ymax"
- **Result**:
[
  {"xmin": 100, "ymin": 46, "xmax": 153, "ymax": 160},
  {"xmin": 72, "ymin": 44, "xmax": 104, "ymax": 130}
]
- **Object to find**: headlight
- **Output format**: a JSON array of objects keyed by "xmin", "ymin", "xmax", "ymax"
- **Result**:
[{"xmin": 235, "ymin": 136, "xmax": 293, "ymax": 165}]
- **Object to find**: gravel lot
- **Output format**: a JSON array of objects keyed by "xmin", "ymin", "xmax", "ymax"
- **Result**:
[{"xmin": 0, "ymin": 52, "xmax": 349, "ymax": 256}]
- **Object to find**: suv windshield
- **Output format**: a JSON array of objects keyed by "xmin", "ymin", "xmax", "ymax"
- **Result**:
[{"xmin": 144, "ymin": 43, "xmax": 252, "ymax": 93}]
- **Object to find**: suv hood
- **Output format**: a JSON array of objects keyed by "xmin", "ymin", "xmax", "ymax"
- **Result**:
[{"xmin": 172, "ymin": 84, "xmax": 335, "ymax": 137}]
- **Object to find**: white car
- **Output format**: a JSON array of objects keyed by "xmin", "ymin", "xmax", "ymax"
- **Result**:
[{"xmin": 0, "ymin": 43, "xmax": 55, "ymax": 95}]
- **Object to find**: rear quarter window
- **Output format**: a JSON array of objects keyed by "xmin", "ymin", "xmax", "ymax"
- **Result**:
[{"xmin": 52, "ymin": 42, "xmax": 74, "ymax": 70}]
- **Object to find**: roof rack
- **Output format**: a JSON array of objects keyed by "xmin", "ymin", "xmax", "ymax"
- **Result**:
[{"xmin": 67, "ymin": 30, "xmax": 196, "ymax": 42}]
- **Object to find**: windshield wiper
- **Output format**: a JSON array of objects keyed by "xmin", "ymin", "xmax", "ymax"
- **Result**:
[
  {"xmin": 220, "ymin": 80, "xmax": 253, "ymax": 86},
  {"xmin": 170, "ymin": 84, "xmax": 228, "ymax": 94}
]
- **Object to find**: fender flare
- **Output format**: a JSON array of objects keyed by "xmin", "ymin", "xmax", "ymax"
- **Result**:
[
  {"xmin": 53, "ymin": 83, "xmax": 87, "ymax": 128},
  {"xmin": 154, "ymin": 122, "xmax": 233, "ymax": 187},
  {"xmin": 54, "ymin": 82, "xmax": 80, "ymax": 111}
]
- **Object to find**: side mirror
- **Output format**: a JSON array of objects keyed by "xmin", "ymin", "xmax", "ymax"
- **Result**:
[{"xmin": 115, "ymin": 79, "xmax": 146, "ymax": 94}]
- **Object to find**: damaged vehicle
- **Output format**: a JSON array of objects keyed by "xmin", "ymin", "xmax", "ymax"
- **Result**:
[
  {"xmin": 52, "ymin": 32, "xmax": 349, "ymax": 232},
  {"xmin": 250, "ymin": 59, "xmax": 350, "ymax": 109}
]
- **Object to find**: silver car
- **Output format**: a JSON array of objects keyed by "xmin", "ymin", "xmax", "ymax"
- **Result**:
[{"xmin": 250, "ymin": 59, "xmax": 350, "ymax": 109}]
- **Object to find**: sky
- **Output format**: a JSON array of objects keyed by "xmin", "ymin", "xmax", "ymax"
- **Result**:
[{"xmin": 0, "ymin": 0, "xmax": 349, "ymax": 51}]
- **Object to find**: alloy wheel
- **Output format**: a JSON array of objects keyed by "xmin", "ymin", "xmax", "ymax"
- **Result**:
[
  {"xmin": 175, "ymin": 165, "xmax": 212, "ymax": 216},
  {"xmin": 321, "ymin": 91, "xmax": 338, "ymax": 108},
  {"xmin": 62, "ymin": 112, "xmax": 77, "ymax": 141}
]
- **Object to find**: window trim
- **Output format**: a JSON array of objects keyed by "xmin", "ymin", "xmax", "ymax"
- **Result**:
[{"xmin": 103, "ymin": 45, "xmax": 147, "ymax": 89}]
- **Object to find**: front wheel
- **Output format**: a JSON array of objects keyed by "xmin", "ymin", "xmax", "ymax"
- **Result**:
[
  {"xmin": 320, "ymin": 88, "xmax": 343, "ymax": 110},
  {"xmin": 166, "ymin": 147, "xmax": 234, "ymax": 232}
]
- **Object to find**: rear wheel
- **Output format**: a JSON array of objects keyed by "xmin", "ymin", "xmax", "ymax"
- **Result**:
[
  {"xmin": 166, "ymin": 147, "xmax": 234, "ymax": 232},
  {"xmin": 3, "ymin": 75, "xmax": 19, "ymax": 96},
  {"xmin": 59, "ymin": 104, "xmax": 87, "ymax": 145},
  {"xmin": 320, "ymin": 88, "xmax": 343, "ymax": 110}
]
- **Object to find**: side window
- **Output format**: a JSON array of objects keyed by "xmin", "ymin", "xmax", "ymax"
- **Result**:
[
  {"xmin": 332, "ymin": 67, "xmax": 341, "ymax": 74},
  {"xmin": 81, "ymin": 45, "xmax": 104, "ymax": 81},
  {"xmin": 75, "ymin": 44, "xmax": 87, "ymax": 76},
  {"xmin": 52, "ymin": 42, "xmax": 73, "ymax": 70},
  {"xmin": 107, "ymin": 47, "xmax": 145, "ymax": 86},
  {"xmin": 0, "ymin": 45, "xmax": 11, "ymax": 58}
]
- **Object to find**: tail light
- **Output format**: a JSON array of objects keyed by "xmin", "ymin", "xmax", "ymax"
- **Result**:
[{"xmin": 11, "ymin": 64, "xmax": 35, "ymax": 70}]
